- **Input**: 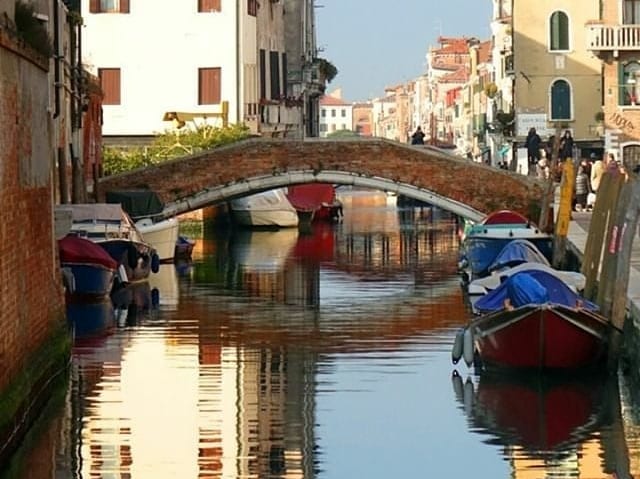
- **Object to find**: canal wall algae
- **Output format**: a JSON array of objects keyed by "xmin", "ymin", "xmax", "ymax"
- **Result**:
[{"xmin": 1, "ymin": 16, "xmax": 69, "ymax": 466}]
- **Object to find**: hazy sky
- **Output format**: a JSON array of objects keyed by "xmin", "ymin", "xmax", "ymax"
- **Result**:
[{"xmin": 315, "ymin": 0, "xmax": 492, "ymax": 102}]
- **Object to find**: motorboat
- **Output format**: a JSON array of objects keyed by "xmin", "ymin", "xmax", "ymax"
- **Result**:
[
  {"xmin": 230, "ymin": 188, "xmax": 299, "ymax": 227},
  {"xmin": 57, "ymin": 203, "xmax": 159, "ymax": 284},
  {"xmin": 459, "ymin": 210, "xmax": 552, "ymax": 282},
  {"xmin": 58, "ymin": 234, "xmax": 119, "ymax": 298},
  {"xmin": 453, "ymin": 269, "xmax": 619, "ymax": 371},
  {"xmin": 106, "ymin": 190, "xmax": 179, "ymax": 262},
  {"xmin": 286, "ymin": 183, "xmax": 343, "ymax": 222}
]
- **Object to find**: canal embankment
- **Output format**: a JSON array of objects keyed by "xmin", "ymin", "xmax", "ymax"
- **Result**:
[{"xmin": 567, "ymin": 212, "xmax": 640, "ymax": 370}]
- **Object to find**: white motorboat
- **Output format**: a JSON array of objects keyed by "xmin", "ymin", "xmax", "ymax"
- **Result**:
[
  {"xmin": 230, "ymin": 188, "xmax": 299, "ymax": 227},
  {"xmin": 135, "ymin": 217, "xmax": 180, "ymax": 263}
]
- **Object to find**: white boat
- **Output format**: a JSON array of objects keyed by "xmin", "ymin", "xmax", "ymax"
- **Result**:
[
  {"xmin": 230, "ymin": 188, "xmax": 299, "ymax": 227},
  {"xmin": 135, "ymin": 217, "xmax": 180, "ymax": 262},
  {"xmin": 56, "ymin": 203, "xmax": 159, "ymax": 284}
]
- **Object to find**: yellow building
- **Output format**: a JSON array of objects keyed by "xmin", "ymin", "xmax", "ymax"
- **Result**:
[
  {"xmin": 587, "ymin": 0, "xmax": 640, "ymax": 168},
  {"xmin": 513, "ymin": 0, "xmax": 602, "ymax": 157}
]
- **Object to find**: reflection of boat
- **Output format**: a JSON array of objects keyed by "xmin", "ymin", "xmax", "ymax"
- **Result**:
[
  {"xmin": 147, "ymin": 264, "xmax": 179, "ymax": 310},
  {"xmin": 57, "ymin": 203, "xmax": 159, "ymax": 283},
  {"xmin": 230, "ymin": 228, "xmax": 299, "ymax": 272},
  {"xmin": 111, "ymin": 280, "xmax": 156, "ymax": 326},
  {"xmin": 456, "ymin": 270, "xmax": 618, "ymax": 371},
  {"xmin": 106, "ymin": 190, "xmax": 179, "ymax": 262},
  {"xmin": 452, "ymin": 370, "xmax": 610, "ymax": 452},
  {"xmin": 460, "ymin": 210, "xmax": 553, "ymax": 281},
  {"xmin": 66, "ymin": 299, "xmax": 116, "ymax": 341},
  {"xmin": 286, "ymin": 183, "xmax": 342, "ymax": 222},
  {"xmin": 230, "ymin": 188, "xmax": 299, "ymax": 227},
  {"xmin": 175, "ymin": 235, "xmax": 195, "ymax": 259},
  {"xmin": 58, "ymin": 234, "xmax": 118, "ymax": 298}
]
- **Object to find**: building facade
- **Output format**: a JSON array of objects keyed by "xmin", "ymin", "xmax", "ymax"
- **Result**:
[{"xmin": 319, "ymin": 89, "xmax": 353, "ymax": 137}]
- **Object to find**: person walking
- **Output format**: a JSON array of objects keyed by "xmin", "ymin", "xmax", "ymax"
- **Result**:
[
  {"xmin": 574, "ymin": 165, "xmax": 591, "ymax": 212},
  {"xmin": 524, "ymin": 127, "xmax": 541, "ymax": 166},
  {"xmin": 559, "ymin": 130, "xmax": 574, "ymax": 160},
  {"xmin": 411, "ymin": 126, "xmax": 425, "ymax": 145},
  {"xmin": 590, "ymin": 153, "xmax": 605, "ymax": 193}
]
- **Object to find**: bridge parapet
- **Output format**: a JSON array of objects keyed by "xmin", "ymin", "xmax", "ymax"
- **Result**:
[{"xmin": 98, "ymin": 137, "xmax": 546, "ymax": 222}]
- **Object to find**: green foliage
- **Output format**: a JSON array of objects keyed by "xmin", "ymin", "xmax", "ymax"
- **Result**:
[
  {"xmin": 103, "ymin": 123, "xmax": 250, "ymax": 176},
  {"xmin": 14, "ymin": 1, "xmax": 53, "ymax": 58},
  {"xmin": 315, "ymin": 57, "xmax": 338, "ymax": 83}
]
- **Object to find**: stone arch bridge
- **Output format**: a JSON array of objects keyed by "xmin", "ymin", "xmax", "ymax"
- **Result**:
[{"xmin": 98, "ymin": 138, "xmax": 546, "ymax": 223}]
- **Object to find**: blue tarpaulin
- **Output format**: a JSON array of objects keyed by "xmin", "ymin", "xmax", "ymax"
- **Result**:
[
  {"xmin": 474, "ymin": 270, "xmax": 599, "ymax": 313},
  {"xmin": 488, "ymin": 239, "xmax": 550, "ymax": 272}
]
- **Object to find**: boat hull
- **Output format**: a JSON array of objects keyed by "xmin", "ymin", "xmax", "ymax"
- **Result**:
[
  {"xmin": 470, "ymin": 304, "xmax": 614, "ymax": 371},
  {"xmin": 62, "ymin": 263, "xmax": 116, "ymax": 297},
  {"xmin": 136, "ymin": 218, "xmax": 180, "ymax": 262},
  {"xmin": 232, "ymin": 209, "xmax": 299, "ymax": 227},
  {"xmin": 99, "ymin": 239, "xmax": 157, "ymax": 283}
]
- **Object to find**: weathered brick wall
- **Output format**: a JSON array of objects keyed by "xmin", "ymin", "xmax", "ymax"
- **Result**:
[
  {"xmin": 99, "ymin": 138, "xmax": 546, "ymax": 220},
  {"xmin": 0, "ymin": 29, "xmax": 64, "ymax": 390}
]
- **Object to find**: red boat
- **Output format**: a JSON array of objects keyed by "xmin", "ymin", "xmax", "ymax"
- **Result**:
[
  {"xmin": 453, "ymin": 269, "xmax": 620, "ymax": 371},
  {"xmin": 481, "ymin": 209, "xmax": 531, "ymax": 225},
  {"xmin": 286, "ymin": 183, "xmax": 343, "ymax": 222}
]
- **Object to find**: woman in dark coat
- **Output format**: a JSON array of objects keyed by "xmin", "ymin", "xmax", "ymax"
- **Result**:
[
  {"xmin": 559, "ymin": 130, "xmax": 574, "ymax": 160},
  {"xmin": 524, "ymin": 127, "xmax": 541, "ymax": 165}
]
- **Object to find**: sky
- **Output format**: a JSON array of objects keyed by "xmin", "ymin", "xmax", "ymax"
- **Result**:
[{"xmin": 315, "ymin": 0, "xmax": 492, "ymax": 102}]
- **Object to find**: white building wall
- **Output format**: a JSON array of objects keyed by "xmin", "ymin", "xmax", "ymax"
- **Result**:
[
  {"xmin": 319, "ymin": 104, "xmax": 353, "ymax": 137},
  {"xmin": 82, "ymin": 0, "xmax": 244, "ymax": 136}
]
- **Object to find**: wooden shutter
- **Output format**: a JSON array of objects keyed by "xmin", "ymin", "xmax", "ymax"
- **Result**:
[
  {"xmin": 120, "ymin": 0, "xmax": 130, "ymax": 13},
  {"xmin": 259, "ymin": 50, "xmax": 266, "ymax": 100},
  {"xmin": 281, "ymin": 52, "xmax": 287, "ymax": 97},
  {"xmin": 99, "ymin": 68, "xmax": 121, "ymax": 105},
  {"xmin": 199, "ymin": 68, "xmax": 221, "ymax": 105},
  {"xmin": 89, "ymin": 0, "xmax": 99, "ymax": 13},
  {"xmin": 198, "ymin": 0, "xmax": 221, "ymax": 12},
  {"xmin": 269, "ymin": 51, "xmax": 280, "ymax": 99}
]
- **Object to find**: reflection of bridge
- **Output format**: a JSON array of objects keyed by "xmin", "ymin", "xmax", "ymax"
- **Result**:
[{"xmin": 98, "ymin": 138, "xmax": 545, "ymax": 222}]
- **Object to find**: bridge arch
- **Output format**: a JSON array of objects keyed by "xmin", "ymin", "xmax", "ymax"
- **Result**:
[{"xmin": 98, "ymin": 137, "xmax": 546, "ymax": 222}]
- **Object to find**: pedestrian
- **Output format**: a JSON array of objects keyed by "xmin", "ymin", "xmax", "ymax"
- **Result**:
[
  {"xmin": 559, "ymin": 129, "xmax": 574, "ymax": 160},
  {"xmin": 411, "ymin": 126, "xmax": 425, "ymax": 145},
  {"xmin": 590, "ymin": 153, "xmax": 605, "ymax": 193},
  {"xmin": 574, "ymin": 165, "xmax": 591, "ymax": 212},
  {"xmin": 524, "ymin": 127, "xmax": 541, "ymax": 166}
]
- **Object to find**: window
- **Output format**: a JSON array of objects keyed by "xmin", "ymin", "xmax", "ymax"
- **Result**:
[
  {"xmin": 248, "ymin": 0, "xmax": 258, "ymax": 16},
  {"xmin": 331, "ymin": 124, "xmax": 336, "ymax": 132},
  {"xmin": 620, "ymin": 61, "xmax": 640, "ymax": 105},
  {"xmin": 550, "ymin": 79, "xmax": 571, "ymax": 120},
  {"xmin": 549, "ymin": 11, "xmax": 569, "ymax": 51},
  {"xmin": 331, "ymin": 109, "xmax": 336, "ymax": 117},
  {"xmin": 259, "ymin": 49, "xmax": 266, "ymax": 101},
  {"xmin": 341, "ymin": 124, "xmax": 346, "ymax": 130},
  {"xmin": 341, "ymin": 109, "xmax": 346, "ymax": 117},
  {"xmin": 320, "ymin": 124, "xmax": 327, "ymax": 132},
  {"xmin": 281, "ymin": 53, "xmax": 287, "ymax": 97},
  {"xmin": 623, "ymin": 144, "xmax": 640, "ymax": 172},
  {"xmin": 624, "ymin": 0, "xmax": 640, "ymax": 24},
  {"xmin": 321, "ymin": 109, "xmax": 326, "ymax": 118},
  {"xmin": 270, "ymin": 51, "xmax": 280, "ymax": 99},
  {"xmin": 98, "ymin": 68, "xmax": 121, "ymax": 105},
  {"xmin": 198, "ymin": 0, "xmax": 221, "ymax": 12},
  {"xmin": 89, "ymin": 0, "xmax": 130, "ymax": 13},
  {"xmin": 199, "ymin": 67, "xmax": 221, "ymax": 105}
]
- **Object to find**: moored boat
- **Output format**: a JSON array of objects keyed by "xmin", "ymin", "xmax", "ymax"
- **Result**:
[
  {"xmin": 57, "ymin": 203, "xmax": 159, "ymax": 284},
  {"xmin": 453, "ymin": 270, "xmax": 619, "ymax": 371},
  {"xmin": 58, "ymin": 234, "xmax": 119, "ymax": 298},
  {"xmin": 230, "ymin": 188, "xmax": 299, "ymax": 228}
]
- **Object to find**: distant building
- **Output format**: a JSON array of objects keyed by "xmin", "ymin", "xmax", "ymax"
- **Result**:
[
  {"xmin": 352, "ymin": 102, "xmax": 373, "ymax": 136},
  {"xmin": 319, "ymin": 90, "xmax": 353, "ymax": 137}
]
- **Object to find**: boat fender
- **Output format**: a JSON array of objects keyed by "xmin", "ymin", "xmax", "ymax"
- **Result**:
[
  {"xmin": 463, "ymin": 327, "xmax": 475, "ymax": 366},
  {"xmin": 452, "ymin": 328, "xmax": 464, "ymax": 364},
  {"xmin": 117, "ymin": 264, "xmax": 129, "ymax": 285},
  {"xmin": 127, "ymin": 244, "xmax": 139, "ymax": 270},
  {"xmin": 463, "ymin": 377, "xmax": 475, "ymax": 414},
  {"xmin": 151, "ymin": 253, "xmax": 160, "ymax": 274},
  {"xmin": 451, "ymin": 370, "xmax": 464, "ymax": 403}
]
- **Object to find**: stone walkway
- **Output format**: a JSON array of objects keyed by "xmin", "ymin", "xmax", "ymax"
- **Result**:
[{"xmin": 568, "ymin": 211, "xmax": 640, "ymax": 320}]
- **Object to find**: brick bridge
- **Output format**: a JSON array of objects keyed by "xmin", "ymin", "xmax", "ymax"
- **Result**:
[{"xmin": 98, "ymin": 138, "xmax": 546, "ymax": 223}]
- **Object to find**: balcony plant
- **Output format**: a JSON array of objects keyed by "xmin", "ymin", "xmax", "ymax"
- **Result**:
[{"xmin": 314, "ymin": 57, "xmax": 338, "ymax": 83}]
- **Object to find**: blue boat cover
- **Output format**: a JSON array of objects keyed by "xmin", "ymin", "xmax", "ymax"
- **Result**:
[
  {"xmin": 474, "ymin": 270, "xmax": 599, "ymax": 313},
  {"xmin": 488, "ymin": 239, "xmax": 550, "ymax": 272}
]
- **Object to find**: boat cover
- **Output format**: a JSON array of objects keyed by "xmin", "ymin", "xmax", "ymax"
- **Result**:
[
  {"xmin": 230, "ymin": 188, "xmax": 297, "ymax": 212},
  {"xmin": 488, "ymin": 239, "xmax": 550, "ymax": 272},
  {"xmin": 106, "ymin": 190, "xmax": 164, "ymax": 219},
  {"xmin": 474, "ymin": 270, "xmax": 599, "ymax": 313},
  {"xmin": 58, "ymin": 235, "xmax": 118, "ymax": 269},
  {"xmin": 470, "ymin": 262, "xmax": 586, "ymax": 292},
  {"xmin": 481, "ymin": 210, "xmax": 531, "ymax": 225},
  {"xmin": 58, "ymin": 203, "xmax": 125, "ymax": 223},
  {"xmin": 286, "ymin": 184, "xmax": 336, "ymax": 212}
]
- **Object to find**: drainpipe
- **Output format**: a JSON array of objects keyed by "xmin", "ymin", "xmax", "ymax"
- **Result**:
[{"xmin": 236, "ymin": 0, "xmax": 241, "ymax": 124}]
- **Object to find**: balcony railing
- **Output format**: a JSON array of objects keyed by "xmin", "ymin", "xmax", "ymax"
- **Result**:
[{"xmin": 587, "ymin": 24, "xmax": 640, "ymax": 54}]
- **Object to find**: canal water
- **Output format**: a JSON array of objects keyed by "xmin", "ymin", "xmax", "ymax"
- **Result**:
[{"xmin": 6, "ymin": 189, "xmax": 640, "ymax": 478}]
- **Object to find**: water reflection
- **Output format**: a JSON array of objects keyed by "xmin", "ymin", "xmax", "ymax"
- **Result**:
[{"xmin": 453, "ymin": 370, "xmax": 633, "ymax": 478}]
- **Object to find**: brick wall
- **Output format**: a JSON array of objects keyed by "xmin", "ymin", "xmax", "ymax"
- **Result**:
[
  {"xmin": 99, "ymin": 138, "xmax": 546, "ymax": 221},
  {"xmin": 0, "ymin": 29, "xmax": 65, "ymax": 390}
]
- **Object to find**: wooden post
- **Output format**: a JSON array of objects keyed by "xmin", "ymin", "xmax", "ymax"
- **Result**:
[
  {"xmin": 552, "ymin": 158, "xmax": 574, "ymax": 268},
  {"xmin": 538, "ymin": 126, "xmax": 562, "ymax": 233}
]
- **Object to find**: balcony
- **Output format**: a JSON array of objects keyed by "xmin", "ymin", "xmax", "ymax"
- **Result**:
[{"xmin": 587, "ymin": 24, "xmax": 640, "ymax": 56}]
